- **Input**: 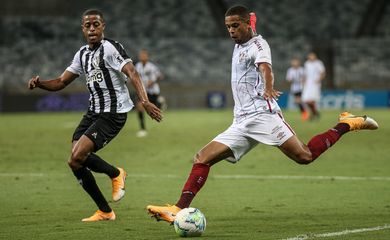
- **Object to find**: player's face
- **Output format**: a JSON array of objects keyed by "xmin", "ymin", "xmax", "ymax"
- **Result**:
[
  {"xmin": 139, "ymin": 51, "xmax": 149, "ymax": 63},
  {"xmin": 82, "ymin": 15, "xmax": 105, "ymax": 47},
  {"xmin": 225, "ymin": 15, "xmax": 251, "ymax": 44}
]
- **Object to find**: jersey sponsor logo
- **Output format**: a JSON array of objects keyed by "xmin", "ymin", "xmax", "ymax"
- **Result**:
[{"xmin": 86, "ymin": 69, "xmax": 104, "ymax": 84}]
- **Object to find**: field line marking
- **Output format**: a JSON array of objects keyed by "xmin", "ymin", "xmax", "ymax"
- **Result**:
[
  {"xmin": 1, "ymin": 173, "xmax": 390, "ymax": 181},
  {"xmin": 282, "ymin": 224, "xmax": 390, "ymax": 240}
]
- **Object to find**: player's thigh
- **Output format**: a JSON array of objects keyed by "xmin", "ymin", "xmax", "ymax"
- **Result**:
[
  {"xmin": 211, "ymin": 124, "xmax": 256, "ymax": 164},
  {"xmin": 195, "ymin": 141, "xmax": 234, "ymax": 166},
  {"xmin": 278, "ymin": 135, "xmax": 312, "ymax": 164}
]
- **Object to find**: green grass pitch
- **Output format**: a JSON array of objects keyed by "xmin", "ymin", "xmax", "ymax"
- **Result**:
[{"xmin": 0, "ymin": 109, "xmax": 389, "ymax": 240}]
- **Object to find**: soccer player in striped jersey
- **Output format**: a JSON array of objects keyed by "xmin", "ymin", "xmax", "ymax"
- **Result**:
[
  {"xmin": 146, "ymin": 5, "xmax": 378, "ymax": 223},
  {"xmin": 134, "ymin": 49, "xmax": 164, "ymax": 137},
  {"xmin": 28, "ymin": 9, "xmax": 162, "ymax": 222},
  {"xmin": 286, "ymin": 57, "xmax": 308, "ymax": 121}
]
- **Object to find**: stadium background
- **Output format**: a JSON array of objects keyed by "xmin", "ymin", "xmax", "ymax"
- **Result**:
[{"xmin": 0, "ymin": 0, "xmax": 389, "ymax": 111}]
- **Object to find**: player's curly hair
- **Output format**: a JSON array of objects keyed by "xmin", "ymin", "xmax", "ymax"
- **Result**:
[
  {"xmin": 82, "ymin": 9, "xmax": 105, "ymax": 21},
  {"xmin": 225, "ymin": 5, "xmax": 250, "ymax": 22}
]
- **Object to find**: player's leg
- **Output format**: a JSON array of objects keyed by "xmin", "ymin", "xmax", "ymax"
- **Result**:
[
  {"xmin": 306, "ymin": 100, "xmax": 320, "ymax": 120},
  {"xmin": 69, "ymin": 136, "xmax": 115, "ymax": 221},
  {"xmin": 84, "ymin": 153, "xmax": 126, "ymax": 202},
  {"xmin": 147, "ymin": 141, "xmax": 234, "ymax": 223},
  {"xmin": 136, "ymin": 100, "xmax": 147, "ymax": 137},
  {"xmin": 80, "ymin": 112, "xmax": 128, "ymax": 202},
  {"xmin": 279, "ymin": 112, "xmax": 378, "ymax": 163},
  {"xmin": 176, "ymin": 141, "xmax": 233, "ymax": 208},
  {"xmin": 294, "ymin": 92, "xmax": 309, "ymax": 121}
]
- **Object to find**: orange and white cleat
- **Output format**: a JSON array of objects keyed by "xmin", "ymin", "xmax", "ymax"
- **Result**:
[
  {"xmin": 112, "ymin": 167, "xmax": 127, "ymax": 202},
  {"xmin": 81, "ymin": 210, "xmax": 116, "ymax": 222},
  {"xmin": 338, "ymin": 112, "xmax": 378, "ymax": 131},
  {"xmin": 146, "ymin": 204, "xmax": 181, "ymax": 224}
]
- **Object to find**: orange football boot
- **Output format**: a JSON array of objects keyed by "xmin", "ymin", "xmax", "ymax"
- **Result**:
[
  {"xmin": 82, "ymin": 210, "xmax": 116, "ymax": 222},
  {"xmin": 112, "ymin": 167, "xmax": 127, "ymax": 202},
  {"xmin": 338, "ymin": 112, "xmax": 378, "ymax": 131},
  {"xmin": 146, "ymin": 204, "xmax": 181, "ymax": 223}
]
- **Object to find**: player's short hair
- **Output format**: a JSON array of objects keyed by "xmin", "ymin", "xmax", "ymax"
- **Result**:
[
  {"xmin": 225, "ymin": 5, "xmax": 250, "ymax": 21},
  {"xmin": 82, "ymin": 9, "xmax": 105, "ymax": 21}
]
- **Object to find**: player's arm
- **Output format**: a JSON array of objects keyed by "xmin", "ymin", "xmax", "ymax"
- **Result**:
[
  {"xmin": 122, "ymin": 62, "xmax": 162, "ymax": 122},
  {"xmin": 258, "ymin": 63, "xmax": 282, "ymax": 101},
  {"xmin": 28, "ymin": 70, "xmax": 78, "ymax": 91}
]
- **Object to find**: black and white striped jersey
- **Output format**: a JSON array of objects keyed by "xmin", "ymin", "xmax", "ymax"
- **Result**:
[{"xmin": 66, "ymin": 38, "xmax": 134, "ymax": 113}]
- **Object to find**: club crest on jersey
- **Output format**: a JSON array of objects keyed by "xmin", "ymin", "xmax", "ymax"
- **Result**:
[
  {"xmin": 92, "ymin": 55, "xmax": 100, "ymax": 69},
  {"xmin": 239, "ymin": 51, "xmax": 248, "ymax": 63}
]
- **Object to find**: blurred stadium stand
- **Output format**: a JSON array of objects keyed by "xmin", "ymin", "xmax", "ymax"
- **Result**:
[{"xmin": 0, "ymin": 0, "xmax": 389, "ymax": 110}]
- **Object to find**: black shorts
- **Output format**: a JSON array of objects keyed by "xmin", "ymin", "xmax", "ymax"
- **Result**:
[
  {"xmin": 72, "ymin": 111, "xmax": 127, "ymax": 152},
  {"xmin": 293, "ymin": 92, "xmax": 302, "ymax": 97}
]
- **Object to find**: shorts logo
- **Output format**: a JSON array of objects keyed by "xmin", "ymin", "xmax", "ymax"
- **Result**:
[
  {"xmin": 91, "ymin": 132, "xmax": 98, "ymax": 139},
  {"xmin": 277, "ymin": 131, "xmax": 286, "ymax": 140},
  {"xmin": 271, "ymin": 125, "xmax": 283, "ymax": 134}
]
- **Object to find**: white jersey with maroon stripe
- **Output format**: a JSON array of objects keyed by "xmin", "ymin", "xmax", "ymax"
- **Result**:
[
  {"xmin": 66, "ymin": 38, "xmax": 134, "ymax": 113},
  {"xmin": 231, "ymin": 35, "xmax": 281, "ymax": 122}
]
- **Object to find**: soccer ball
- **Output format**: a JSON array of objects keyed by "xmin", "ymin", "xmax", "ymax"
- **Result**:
[{"xmin": 174, "ymin": 208, "xmax": 206, "ymax": 237}]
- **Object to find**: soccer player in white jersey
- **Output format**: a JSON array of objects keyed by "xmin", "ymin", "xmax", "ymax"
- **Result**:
[
  {"xmin": 134, "ymin": 49, "xmax": 164, "ymax": 137},
  {"xmin": 146, "ymin": 5, "xmax": 378, "ymax": 223},
  {"xmin": 286, "ymin": 57, "xmax": 308, "ymax": 121},
  {"xmin": 302, "ymin": 52, "xmax": 325, "ymax": 120},
  {"xmin": 28, "ymin": 9, "xmax": 162, "ymax": 222}
]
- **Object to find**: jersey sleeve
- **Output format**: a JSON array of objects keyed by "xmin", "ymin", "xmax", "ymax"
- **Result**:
[
  {"xmin": 105, "ymin": 41, "xmax": 132, "ymax": 72},
  {"xmin": 66, "ymin": 49, "xmax": 83, "ymax": 76},
  {"xmin": 252, "ymin": 38, "xmax": 272, "ymax": 66}
]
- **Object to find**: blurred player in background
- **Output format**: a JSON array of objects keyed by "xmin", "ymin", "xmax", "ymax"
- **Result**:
[
  {"xmin": 146, "ymin": 5, "xmax": 378, "ymax": 223},
  {"xmin": 286, "ymin": 57, "xmax": 308, "ymax": 121},
  {"xmin": 134, "ymin": 49, "xmax": 164, "ymax": 137},
  {"xmin": 28, "ymin": 9, "xmax": 162, "ymax": 222},
  {"xmin": 302, "ymin": 52, "xmax": 325, "ymax": 120}
]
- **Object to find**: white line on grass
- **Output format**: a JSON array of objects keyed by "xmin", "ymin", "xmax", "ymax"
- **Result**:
[
  {"xmin": 1, "ymin": 173, "xmax": 390, "ymax": 181},
  {"xmin": 282, "ymin": 224, "xmax": 390, "ymax": 240}
]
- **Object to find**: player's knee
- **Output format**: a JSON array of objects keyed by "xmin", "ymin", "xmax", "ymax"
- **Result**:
[
  {"xmin": 69, "ymin": 149, "xmax": 88, "ymax": 168},
  {"xmin": 294, "ymin": 153, "xmax": 313, "ymax": 165},
  {"xmin": 193, "ymin": 152, "xmax": 207, "ymax": 164}
]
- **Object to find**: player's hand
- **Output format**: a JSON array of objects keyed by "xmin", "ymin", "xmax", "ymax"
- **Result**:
[
  {"xmin": 143, "ymin": 101, "xmax": 163, "ymax": 122},
  {"xmin": 28, "ymin": 75, "xmax": 40, "ymax": 89},
  {"xmin": 263, "ymin": 88, "xmax": 282, "ymax": 101}
]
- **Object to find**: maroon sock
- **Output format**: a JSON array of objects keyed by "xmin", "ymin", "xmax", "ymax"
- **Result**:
[
  {"xmin": 176, "ymin": 163, "xmax": 210, "ymax": 209},
  {"xmin": 307, "ymin": 124, "xmax": 348, "ymax": 160}
]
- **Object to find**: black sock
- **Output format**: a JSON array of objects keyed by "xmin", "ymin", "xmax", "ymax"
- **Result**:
[
  {"xmin": 297, "ymin": 103, "xmax": 305, "ymax": 112},
  {"xmin": 72, "ymin": 167, "xmax": 112, "ymax": 213},
  {"xmin": 84, "ymin": 153, "xmax": 120, "ymax": 178},
  {"xmin": 138, "ymin": 111, "xmax": 145, "ymax": 130}
]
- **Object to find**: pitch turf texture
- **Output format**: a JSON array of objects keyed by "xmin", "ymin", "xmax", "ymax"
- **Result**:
[{"xmin": 1, "ymin": 109, "xmax": 389, "ymax": 240}]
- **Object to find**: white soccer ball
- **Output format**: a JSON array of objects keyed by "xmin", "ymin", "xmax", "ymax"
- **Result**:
[{"xmin": 174, "ymin": 208, "xmax": 207, "ymax": 237}]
